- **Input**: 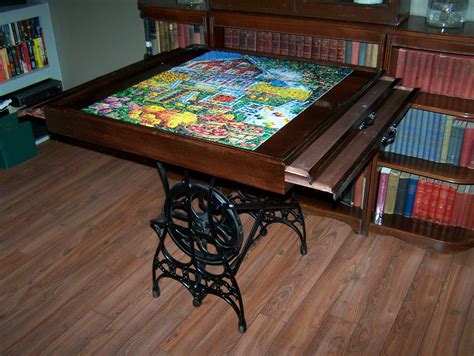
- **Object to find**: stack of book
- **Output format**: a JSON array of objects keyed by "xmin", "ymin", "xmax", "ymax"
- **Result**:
[
  {"xmin": 0, "ymin": 16, "xmax": 48, "ymax": 82},
  {"xmin": 384, "ymin": 109, "xmax": 474, "ymax": 168},
  {"xmin": 375, "ymin": 167, "xmax": 473, "ymax": 229},
  {"xmin": 223, "ymin": 27, "xmax": 378, "ymax": 68},
  {"xmin": 395, "ymin": 48, "xmax": 473, "ymax": 99},
  {"xmin": 340, "ymin": 172, "xmax": 366, "ymax": 209},
  {"xmin": 146, "ymin": 20, "xmax": 205, "ymax": 55}
]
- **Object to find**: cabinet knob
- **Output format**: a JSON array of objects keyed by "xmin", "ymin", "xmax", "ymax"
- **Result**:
[{"xmin": 380, "ymin": 125, "xmax": 397, "ymax": 146}]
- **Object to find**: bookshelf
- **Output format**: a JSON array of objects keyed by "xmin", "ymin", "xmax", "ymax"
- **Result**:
[
  {"xmin": 138, "ymin": 0, "xmax": 208, "ymax": 56},
  {"xmin": 134, "ymin": 1, "xmax": 474, "ymax": 252},
  {"xmin": 0, "ymin": 3, "xmax": 61, "ymax": 96},
  {"xmin": 368, "ymin": 16, "xmax": 474, "ymax": 253}
]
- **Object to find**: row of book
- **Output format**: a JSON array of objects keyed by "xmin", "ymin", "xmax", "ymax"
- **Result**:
[
  {"xmin": 395, "ymin": 48, "xmax": 473, "ymax": 100},
  {"xmin": 384, "ymin": 109, "xmax": 473, "ymax": 169},
  {"xmin": 146, "ymin": 20, "xmax": 205, "ymax": 55},
  {"xmin": 375, "ymin": 168, "xmax": 473, "ymax": 230},
  {"xmin": 223, "ymin": 28, "xmax": 378, "ymax": 68},
  {"xmin": 0, "ymin": 17, "xmax": 43, "ymax": 48},
  {"xmin": 340, "ymin": 172, "xmax": 366, "ymax": 209},
  {"xmin": 0, "ymin": 38, "xmax": 48, "ymax": 82}
]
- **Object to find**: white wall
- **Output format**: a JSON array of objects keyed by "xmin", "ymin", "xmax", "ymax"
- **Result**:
[{"xmin": 46, "ymin": 0, "xmax": 144, "ymax": 90}]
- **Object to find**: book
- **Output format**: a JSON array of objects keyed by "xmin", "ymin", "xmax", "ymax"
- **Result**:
[
  {"xmin": 427, "ymin": 180, "xmax": 441, "ymax": 222},
  {"xmin": 311, "ymin": 37, "xmax": 320, "ymax": 60},
  {"xmin": 428, "ymin": 112, "xmax": 440, "ymax": 162},
  {"xmin": 303, "ymin": 36, "xmax": 312, "ymax": 59},
  {"xmin": 440, "ymin": 115, "xmax": 454, "ymax": 163},
  {"xmin": 459, "ymin": 122, "xmax": 474, "ymax": 168},
  {"xmin": 375, "ymin": 167, "xmax": 391, "ymax": 223},
  {"xmin": 442, "ymin": 183, "xmax": 457, "ymax": 226},
  {"xmin": 434, "ymin": 113, "xmax": 447, "ymax": 162},
  {"xmin": 272, "ymin": 32, "xmax": 281, "ymax": 55},
  {"xmin": 328, "ymin": 39, "xmax": 338, "ymax": 62},
  {"xmin": 453, "ymin": 121, "xmax": 468, "ymax": 165},
  {"xmin": 351, "ymin": 41, "xmax": 360, "ymax": 65},
  {"xmin": 296, "ymin": 35, "xmax": 304, "ymax": 58},
  {"xmin": 419, "ymin": 178, "xmax": 434, "ymax": 221},
  {"xmin": 450, "ymin": 184, "xmax": 465, "ymax": 226},
  {"xmin": 358, "ymin": 42, "xmax": 367, "ymax": 66},
  {"xmin": 384, "ymin": 170, "xmax": 400, "ymax": 215},
  {"xmin": 456, "ymin": 185, "xmax": 472, "ymax": 228},
  {"xmin": 394, "ymin": 172, "xmax": 410, "ymax": 215},
  {"xmin": 403, "ymin": 174, "xmax": 419, "ymax": 218},
  {"xmin": 337, "ymin": 39, "xmax": 345, "ymax": 63},
  {"xmin": 345, "ymin": 41, "xmax": 352, "ymax": 64},
  {"xmin": 320, "ymin": 38, "xmax": 329, "ymax": 61},
  {"xmin": 434, "ymin": 183, "xmax": 450, "ymax": 225},
  {"xmin": 371, "ymin": 44, "xmax": 378, "ymax": 68},
  {"xmin": 412, "ymin": 176, "xmax": 426, "ymax": 219}
]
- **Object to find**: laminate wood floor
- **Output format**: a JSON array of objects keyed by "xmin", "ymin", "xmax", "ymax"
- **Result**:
[{"xmin": 1, "ymin": 140, "xmax": 472, "ymax": 355}]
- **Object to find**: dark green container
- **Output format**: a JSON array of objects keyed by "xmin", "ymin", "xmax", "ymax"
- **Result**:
[{"xmin": 0, "ymin": 113, "xmax": 38, "ymax": 169}]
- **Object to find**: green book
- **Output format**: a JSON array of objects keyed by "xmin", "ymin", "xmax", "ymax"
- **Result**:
[
  {"xmin": 440, "ymin": 115, "xmax": 454, "ymax": 163},
  {"xmin": 384, "ymin": 169, "xmax": 400, "ymax": 214}
]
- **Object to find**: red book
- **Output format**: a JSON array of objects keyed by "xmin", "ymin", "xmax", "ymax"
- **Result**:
[
  {"xmin": 272, "ymin": 32, "xmax": 281, "ymax": 55},
  {"xmin": 375, "ymin": 168, "xmax": 391, "ymax": 223},
  {"xmin": 456, "ymin": 185, "xmax": 472, "ymax": 228},
  {"xmin": 450, "ymin": 185, "xmax": 465, "ymax": 226},
  {"xmin": 296, "ymin": 35, "xmax": 304, "ymax": 58},
  {"xmin": 311, "ymin": 37, "xmax": 321, "ymax": 61},
  {"xmin": 434, "ymin": 183, "xmax": 450, "ymax": 225},
  {"xmin": 395, "ymin": 48, "xmax": 406, "ymax": 78},
  {"xmin": 178, "ymin": 23, "xmax": 186, "ymax": 48},
  {"xmin": 328, "ymin": 39, "xmax": 338, "ymax": 62},
  {"xmin": 320, "ymin": 38, "xmax": 329, "ymax": 61},
  {"xmin": 288, "ymin": 34, "xmax": 296, "ymax": 57},
  {"xmin": 402, "ymin": 49, "xmax": 416, "ymax": 88},
  {"xmin": 248, "ymin": 31, "xmax": 257, "ymax": 51},
  {"xmin": 280, "ymin": 33, "xmax": 289, "ymax": 56},
  {"xmin": 459, "ymin": 122, "xmax": 474, "ymax": 168},
  {"xmin": 231, "ymin": 28, "xmax": 240, "ymax": 49},
  {"xmin": 442, "ymin": 184, "xmax": 457, "ymax": 226},
  {"xmin": 422, "ymin": 51, "xmax": 436, "ymax": 92},
  {"xmin": 412, "ymin": 177, "xmax": 426, "ymax": 219},
  {"xmin": 351, "ymin": 41, "xmax": 360, "ymax": 65},
  {"xmin": 427, "ymin": 180, "xmax": 441, "ymax": 223},
  {"xmin": 419, "ymin": 179, "xmax": 433, "ymax": 221},
  {"xmin": 256, "ymin": 31, "xmax": 264, "ymax": 53},
  {"xmin": 263, "ymin": 32, "xmax": 272, "ymax": 54},
  {"xmin": 303, "ymin": 36, "xmax": 312, "ymax": 59},
  {"xmin": 353, "ymin": 173, "xmax": 364, "ymax": 208},
  {"xmin": 444, "ymin": 55, "xmax": 457, "ymax": 97}
]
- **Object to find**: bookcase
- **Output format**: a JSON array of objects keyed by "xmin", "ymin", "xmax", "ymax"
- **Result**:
[
  {"xmin": 370, "ymin": 17, "xmax": 474, "ymax": 253},
  {"xmin": 0, "ymin": 3, "xmax": 61, "ymax": 96},
  {"xmin": 136, "ymin": 1, "xmax": 473, "ymax": 252},
  {"xmin": 138, "ymin": 0, "xmax": 208, "ymax": 56}
]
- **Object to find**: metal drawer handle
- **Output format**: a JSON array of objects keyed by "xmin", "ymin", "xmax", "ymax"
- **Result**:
[
  {"xmin": 359, "ymin": 112, "xmax": 376, "ymax": 130},
  {"xmin": 381, "ymin": 125, "xmax": 397, "ymax": 146}
]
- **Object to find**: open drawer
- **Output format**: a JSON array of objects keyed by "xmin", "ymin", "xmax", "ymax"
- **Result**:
[{"xmin": 31, "ymin": 47, "xmax": 416, "ymax": 198}]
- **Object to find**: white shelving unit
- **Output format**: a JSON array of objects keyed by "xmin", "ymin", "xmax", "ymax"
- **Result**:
[{"xmin": 0, "ymin": 3, "xmax": 62, "ymax": 96}]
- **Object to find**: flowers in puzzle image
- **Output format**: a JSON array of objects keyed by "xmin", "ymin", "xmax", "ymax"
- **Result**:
[{"xmin": 83, "ymin": 50, "xmax": 352, "ymax": 151}]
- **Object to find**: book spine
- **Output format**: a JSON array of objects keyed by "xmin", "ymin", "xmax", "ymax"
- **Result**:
[
  {"xmin": 256, "ymin": 31, "xmax": 265, "ymax": 53},
  {"xmin": 311, "ymin": 37, "xmax": 321, "ymax": 61},
  {"xmin": 344, "ymin": 41, "xmax": 352, "ymax": 64},
  {"xmin": 427, "ymin": 180, "xmax": 441, "ymax": 222},
  {"xmin": 371, "ymin": 44, "xmax": 378, "ymax": 68},
  {"xmin": 442, "ymin": 184, "xmax": 457, "ymax": 225},
  {"xmin": 288, "ymin": 34, "xmax": 296, "ymax": 57},
  {"xmin": 280, "ymin": 33, "xmax": 289, "ymax": 56},
  {"xmin": 434, "ymin": 183, "xmax": 450, "ymax": 225},
  {"xmin": 303, "ymin": 36, "xmax": 312, "ymax": 59},
  {"xmin": 296, "ymin": 35, "xmax": 305, "ymax": 58},
  {"xmin": 328, "ymin": 39, "xmax": 338, "ymax": 62},
  {"xmin": 320, "ymin": 38, "xmax": 329, "ymax": 61},
  {"xmin": 435, "ymin": 113, "xmax": 447, "ymax": 163},
  {"xmin": 365, "ymin": 42, "xmax": 373, "ymax": 67},
  {"xmin": 353, "ymin": 172, "xmax": 364, "ymax": 208},
  {"xmin": 428, "ymin": 112, "xmax": 440, "ymax": 162},
  {"xmin": 272, "ymin": 32, "xmax": 281, "ymax": 55},
  {"xmin": 459, "ymin": 123, "xmax": 474, "ymax": 168},
  {"xmin": 440, "ymin": 115, "xmax": 454, "ymax": 163},
  {"xmin": 403, "ymin": 175, "xmax": 419, "ymax": 218},
  {"xmin": 453, "ymin": 121, "xmax": 467, "ymax": 165},
  {"xmin": 337, "ymin": 39, "xmax": 345, "ymax": 63},
  {"xmin": 351, "ymin": 41, "xmax": 359, "ymax": 65},
  {"xmin": 419, "ymin": 179, "xmax": 434, "ymax": 221},
  {"xmin": 263, "ymin": 32, "xmax": 272, "ymax": 54},
  {"xmin": 375, "ymin": 168, "xmax": 391, "ymax": 223},
  {"xmin": 358, "ymin": 42, "xmax": 367, "ymax": 66},
  {"xmin": 178, "ymin": 23, "xmax": 187, "ymax": 49},
  {"xmin": 384, "ymin": 170, "xmax": 400, "ymax": 215},
  {"xmin": 412, "ymin": 177, "xmax": 426, "ymax": 219}
]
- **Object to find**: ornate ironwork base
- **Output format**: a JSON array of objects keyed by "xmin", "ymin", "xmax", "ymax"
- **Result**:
[{"xmin": 150, "ymin": 163, "xmax": 307, "ymax": 333}]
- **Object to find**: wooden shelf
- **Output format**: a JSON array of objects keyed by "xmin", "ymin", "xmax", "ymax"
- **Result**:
[
  {"xmin": 412, "ymin": 92, "xmax": 474, "ymax": 120},
  {"xmin": 380, "ymin": 152, "xmax": 474, "ymax": 184},
  {"xmin": 371, "ymin": 213, "xmax": 474, "ymax": 253},
  {"xmin": 139, "ymin": 0, "xmax": 207, "ymax": 23},
  {"xmin": 295, "ymin": 187, "xmax": 362, "ymax": 234}
]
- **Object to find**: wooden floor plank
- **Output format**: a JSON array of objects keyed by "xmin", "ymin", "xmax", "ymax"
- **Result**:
[
  {"xmin": 0, "ymin": 140, "xmax": 472, "ymax": 355},
  {"xmin": 381, "ymin": 251, "xmax": 453, "ymax": 355},
  {"xmin": 420, "ymin": 263, "xmax": 474, "ymax": 355}
]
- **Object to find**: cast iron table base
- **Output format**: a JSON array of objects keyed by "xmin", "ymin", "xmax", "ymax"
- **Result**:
[{"xmin": 150, "ymin": 162, "xmax": 307, "ymax": 333}]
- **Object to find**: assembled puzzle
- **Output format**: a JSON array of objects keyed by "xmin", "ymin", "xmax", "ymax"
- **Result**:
[{"xmin": 83, "ymin": 51, "xmax": 352, "ymax": 150}]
